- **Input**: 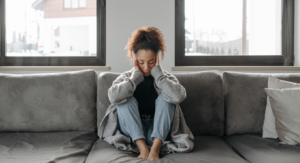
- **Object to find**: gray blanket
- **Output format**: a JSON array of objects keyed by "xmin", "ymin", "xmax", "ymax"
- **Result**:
[{"xmin": 97, "ymin": 64, "xmax": 194, "ymax": 155}]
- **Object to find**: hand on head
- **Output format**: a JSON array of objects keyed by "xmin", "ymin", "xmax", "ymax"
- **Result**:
[{"xmin": 133, "ymin": 55, "xmax": 141, "ymax": 72}]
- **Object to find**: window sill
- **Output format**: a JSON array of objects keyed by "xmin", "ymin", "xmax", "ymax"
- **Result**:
[
  {"xmin": 172, "ymin": 66, "xmax": 300, "ymax": 71},
  {"xmin": 0, "ymin": 66, "xmax": 110, "ymax": 71}
]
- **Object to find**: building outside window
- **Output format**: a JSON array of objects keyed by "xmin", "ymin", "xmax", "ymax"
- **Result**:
[
  {"xmin": 5, "ymin": 0, "xmax": 97, "ymax": 57},
  {"xmin": 0, "ymin": 0, "xmax": 105, "ymax": 66}
]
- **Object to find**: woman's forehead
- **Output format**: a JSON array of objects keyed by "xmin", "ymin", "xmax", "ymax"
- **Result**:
[{"xmin": 136, "ymin": 49, "xmax": 156, "ymax": 60}]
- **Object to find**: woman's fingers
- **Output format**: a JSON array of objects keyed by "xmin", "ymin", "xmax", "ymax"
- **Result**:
[
  {"xmin": 133, "ymin": 55, "xmax": 139, "ymax": 71},
  {"xmin": 134, "ymin": 55, "xmax": 137, "ymax": 66}
]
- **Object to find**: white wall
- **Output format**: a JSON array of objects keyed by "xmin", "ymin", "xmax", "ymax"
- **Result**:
[
  {"xmin": 1, "ymin": 0, "xmax": 299, "ymax": 75},
  {"xmin": 106, "ymin": 0, "xmax": 174, "ymax": 73}
]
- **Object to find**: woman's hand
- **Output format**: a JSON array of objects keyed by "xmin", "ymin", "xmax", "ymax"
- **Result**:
[
  {"xmin": 133, "ymin": 55, "xmax": 141, "ymax": 72},
  {"xmin": 155, "ymin": 55, "xmax": 159, "ymax": 66}
]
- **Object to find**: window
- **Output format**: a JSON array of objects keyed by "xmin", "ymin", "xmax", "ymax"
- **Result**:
[
  {"xmin": 79, "ymin": 0, "xmax": 86, "ymax": 8},
  {"xmin": 0, "ymin": 0, "xmax": 106, "ymax": 66},
  {"xmin": 64, "ymin": 0, "xmax": 71, "ymax": 8},
  {"xmin": 64, "ymin": 0, "xmax": 86, "ymax": 9},
  {"xmin": 175, "ymin": 0, "xmax": 295, "ymax": 66}
]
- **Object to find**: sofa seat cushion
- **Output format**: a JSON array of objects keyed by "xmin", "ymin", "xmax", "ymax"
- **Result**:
[
  {"xmin": 224, "ymin": 134, "xmax": 300, "ymax": 163},
  {"xmin": 85, "ymin": 136, "xmax": 249, "ymax": 163},
  {"xmin": 0, "ymin": 131, "xmax": 97, "ymax": 163}
]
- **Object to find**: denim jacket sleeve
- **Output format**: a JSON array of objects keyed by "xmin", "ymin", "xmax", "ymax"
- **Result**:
[
  {"xmin": 108, "ymin": 69, "xmax": 144, "ymax": 105},
  {"xmin": 150, "ymin": 65, "xmax": 187, "ymax": 105}
]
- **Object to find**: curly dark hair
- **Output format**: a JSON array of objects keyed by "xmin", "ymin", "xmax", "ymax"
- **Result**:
[{"xmin": 124, "ymin": 26, "xmax": 167, "ymax": 65}]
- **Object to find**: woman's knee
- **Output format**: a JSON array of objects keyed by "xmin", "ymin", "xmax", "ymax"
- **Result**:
[
  {"xmin": 117, "ymin": 96, "xmax": 138, "ymax": 109},
  {"xmin": 155, "ymin": 94, "xmax": 176, "ymax": 108},
  {"xmin": 116, "ymin": 96, "xmax": 139, "ymax": 118}
]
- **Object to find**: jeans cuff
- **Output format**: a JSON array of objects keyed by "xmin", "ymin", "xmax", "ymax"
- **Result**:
[
  {"xmin": 150, "ymin": 134, "xmax": 165, "ymax": 146},
  {"xmin": 132, "ymin": 135, "xmax": 146, "ymax": 145}
]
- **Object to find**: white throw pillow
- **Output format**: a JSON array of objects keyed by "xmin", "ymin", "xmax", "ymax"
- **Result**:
[
  {"xmin": 262, "ymin": 75, "xmax": 300, "ymax": 139},
  {"xmin": 264, "ymin": 87, "xmax": 300, "ymax": 145}
]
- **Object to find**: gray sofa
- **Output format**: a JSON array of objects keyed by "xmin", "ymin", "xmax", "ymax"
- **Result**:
[{"xmin": 0, "ymin": 69, "xmax": 300, "ymax": 163}]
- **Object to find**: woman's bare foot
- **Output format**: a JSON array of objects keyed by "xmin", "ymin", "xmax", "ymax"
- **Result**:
[
  {"xmin": 135, "ymin": 138, "xmax": 150, "ymax": 159},
  {"xmin": 147, "ymin": 138, "xmax": 162, "ymax": 160}
]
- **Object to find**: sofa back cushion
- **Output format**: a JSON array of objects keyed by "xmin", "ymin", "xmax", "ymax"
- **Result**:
[
  {"xmin": 223, "ymin": 71, "xmax": 300, "ymax": 136},
  {"xmin": 0, "ymin": 69, "xmax": 97, "ymax": 133},
  {"xmin": 97, "ymin": 70, "xmax": 224, "ymax": 136}
]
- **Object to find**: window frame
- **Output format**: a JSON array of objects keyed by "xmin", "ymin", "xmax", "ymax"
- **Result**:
[
  {"xmin": 175, "ymin": 0, "xmax": 294, "ymax": 66},
  {"xmin": 0, "ymin": 0, "xmax": 106, "ymax": 66}
]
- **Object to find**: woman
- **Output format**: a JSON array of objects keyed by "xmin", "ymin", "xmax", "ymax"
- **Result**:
[{"xmin": 98, "ymin": 26, "xmax": 194, "ymax": 161}]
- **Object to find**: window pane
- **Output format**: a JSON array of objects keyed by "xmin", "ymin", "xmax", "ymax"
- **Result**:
[
  {"xmin": 79, "ymin": 0, "xmax": 86, "ymax": 8},
  {"xmin": 185, "ymin": 0, "xmax": 281, "ymax": 56},
  {"xmin": 72, "ymin": 0, "xmax": 79, "ymax": 8},
  {"xmin": 64, "ymin": 0, "xmax": 71, "ymax": 8},
  {"xmin": 5, "ymin": 0, "xmax": 97, "ymax": 57}
]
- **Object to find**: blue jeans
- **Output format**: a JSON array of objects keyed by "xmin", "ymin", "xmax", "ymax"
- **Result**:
[{"xmin": 117, "ymin": 94, "xmax": 176, "ymax": 147}]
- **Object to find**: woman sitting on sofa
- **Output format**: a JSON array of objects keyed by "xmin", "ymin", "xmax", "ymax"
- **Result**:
[{"xmin": 98, "ymin": 26, "xmax": 194, "ymax": 161}]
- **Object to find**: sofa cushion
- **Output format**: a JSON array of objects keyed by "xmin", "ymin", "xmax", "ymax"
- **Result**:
[
  {"xmin": 0, "ymin": 131, "xmax": 98, "ymax": 163},
  {"xmin": 223, "ymin": 71, "xmax": 300, "ymax": 135},
  {"xmin": 0, "ymin": 69, "xmax": 97, "ymax": 132},
  {"xmin": 96, "ymin": 72, "xmax": 120, "ymax": 130},
  {"xmin": 264, "ymin": 87, "xmax": 300, "ymax": 145},
  {"xmin": 97, "ymin": 70, "xmax": 224, "ymax": 136},
  {"xmin": 263, "ymin": 75, "xmax": 300, "ymax": 139},
  {"xmin": 224, "ymin": 134, "xmax": 300, "ymax": 163},
  {"xmin": 85, "ymin": 136, "xmax": 249, "ymax": 163}
]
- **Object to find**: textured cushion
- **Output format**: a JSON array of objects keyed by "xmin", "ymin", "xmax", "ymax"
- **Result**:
[
  {"xmin": 263, "ymin": 75, "xmax": 300, "ymax": 139},
  {"xmin": 97, "ymin": 70, "xmax": 224, "ymax": 136},
  {"xmin": 96, "ymin": 72, "xmax": 120, "ymax": 129},
  {"xmin": 223, "ymin": 71, "xmax": 300, "ymax": 135},
  {"xmin": 224, "ymin": 134, "xmax": 300, "ymax": 163},
  {"xmin": 264, "ymin": 87, "xmax": 300, "ymax": 145},
  {"xmin": 0, "ymin": 69, "xmax": 97, "ymax": 132},
  {"xmin": 85, "ymin": 136, "xmax": 249, "ymax": 163},
  {"xmin": 0, "ymin": 131, "xmax": 98, "ymax": 163}
]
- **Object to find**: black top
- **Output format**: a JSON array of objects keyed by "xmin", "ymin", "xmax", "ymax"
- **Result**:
[{"xmin": 133, "ymin": 74, "xmax": 158, "ymax": 119}]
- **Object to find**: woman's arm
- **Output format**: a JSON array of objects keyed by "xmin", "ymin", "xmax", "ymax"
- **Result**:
[
  {"xmin": 151, "ymin": 65, "xmax": 186, "ymax": 105},
  {"xmin": 108, "ymin": 69, "xmax": 144, "ymax": 105}
]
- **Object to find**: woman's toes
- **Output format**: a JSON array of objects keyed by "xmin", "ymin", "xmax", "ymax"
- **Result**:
[{"xmin": 147, "ymin": 153, "xmax": 160, "ymax": 160}]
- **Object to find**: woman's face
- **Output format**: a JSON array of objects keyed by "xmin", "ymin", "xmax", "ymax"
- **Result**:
[{"xmin": 135, "ymin": 49, "xmax": 157, "ymax": 77}]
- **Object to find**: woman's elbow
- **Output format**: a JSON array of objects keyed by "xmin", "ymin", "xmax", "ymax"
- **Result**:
[{"xmin": 176, "ymin": 90, "xmax": 186, "ymax": 104}]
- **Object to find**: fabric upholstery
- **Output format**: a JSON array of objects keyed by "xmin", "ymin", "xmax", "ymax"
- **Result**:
[
  {"xmin": 223, "ymin": 71, "xmax": 300, "ymax": 135},
  {"xmin": 263, "ymin": 75, "xmax": 300, "ymax": 139},
  {"xmin": 174, "ymin": 71, "xmax": 224, "ymax": 136},
  {"xmin": 0, "ymin": 69, "xmax": 97, "ymax": 132},
  {"xmin": 264, "ymin": 87, "xmax": 300, "ymax": 145},
  {"xmin": 97, "ymin": 70, "xmax": 224, "ymax": 137},
  {"xmin": 85, "ymin": 136, "xmax": 249, "ymax": 163},
  {"xmin": 224, "ymin": 134, "xmax": 300, "ymax": 163},
  {"xmin": 96, "ymin": 72, "xmax": 119, "ymax": 128},
  {"xmin": 0, "ymin": 131, "xmax": 98, "ymax": 163}
]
